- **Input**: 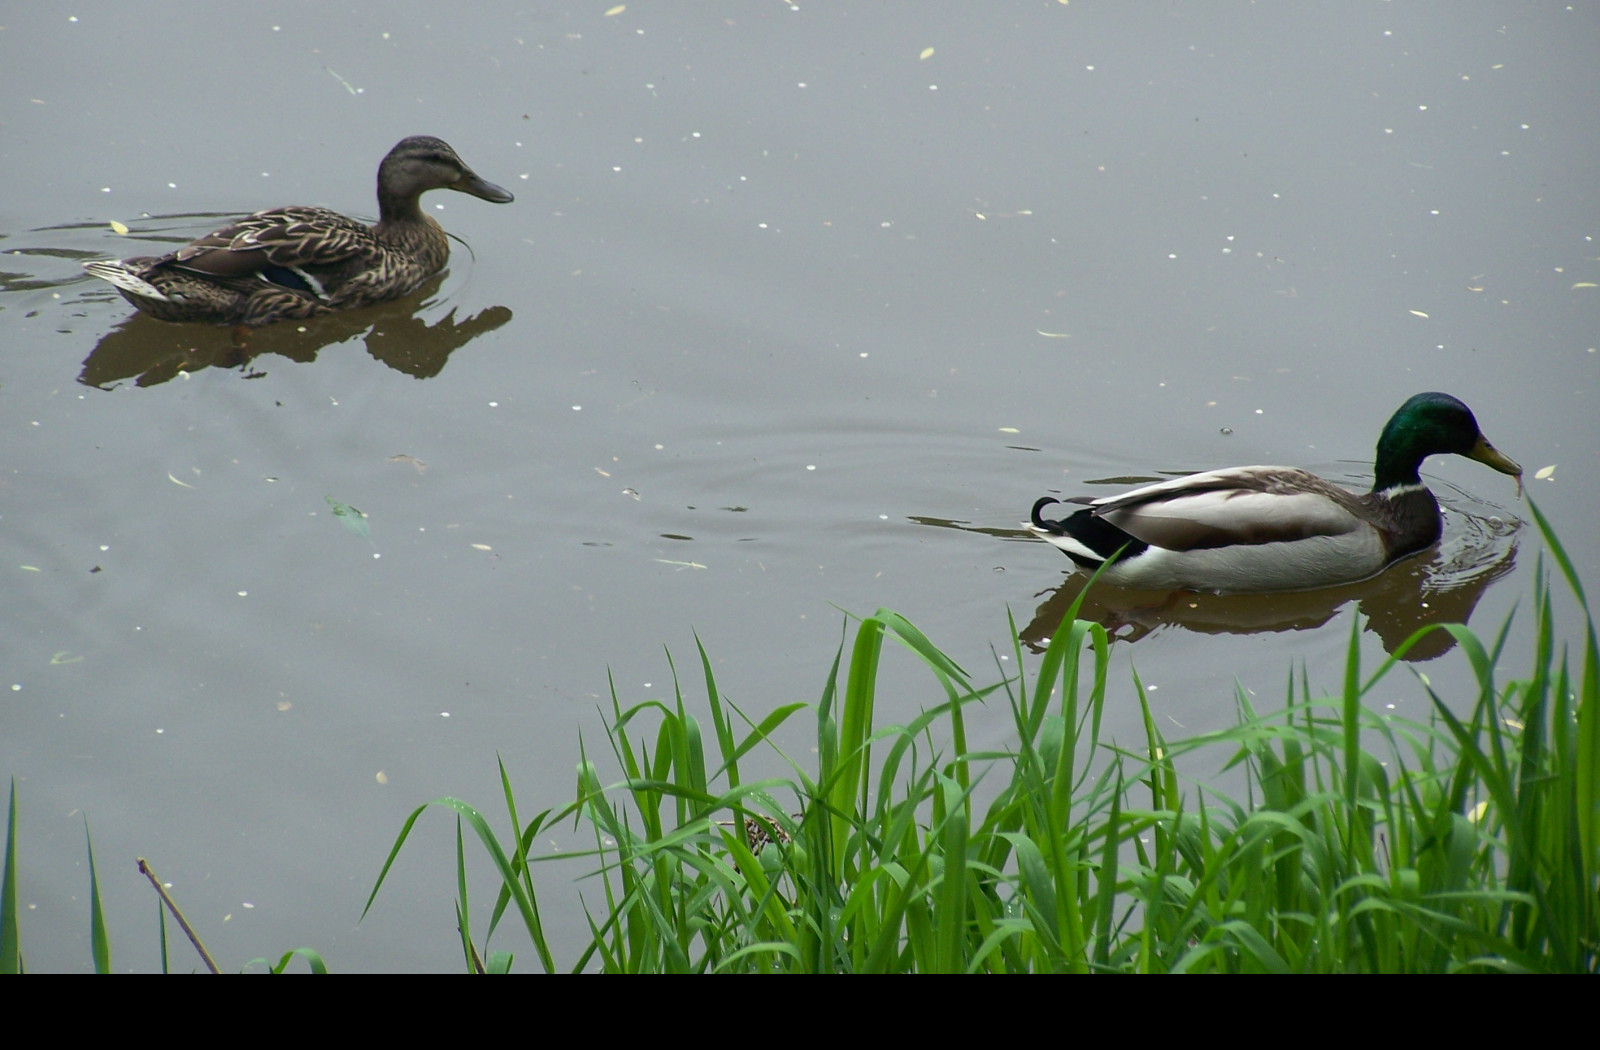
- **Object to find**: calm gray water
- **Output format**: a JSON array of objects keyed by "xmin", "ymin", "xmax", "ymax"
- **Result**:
[{"xmin": 3, "ymin": 4, "xmax": 1595, "ymax": 971}]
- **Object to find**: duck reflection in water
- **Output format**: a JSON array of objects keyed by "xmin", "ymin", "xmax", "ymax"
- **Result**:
[{"xmin": 78, "ymin": 273, "xmax": 512, "ymax": 388}]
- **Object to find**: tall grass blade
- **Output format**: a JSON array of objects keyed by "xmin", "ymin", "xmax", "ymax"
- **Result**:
[
  {"xmin": 1, "ymin": 779, "xmax": 19, "ymax": 974},
  {"xmin": 454, "ymin": 816, "xmax": 476, "ymax": 972},
  {"xmin": 157, "ymin": 901, "xmax": 169, "ymax": 974},
  {"xmin": 83, "ymin": 815, "xmax": 110, "ymax": 974}
]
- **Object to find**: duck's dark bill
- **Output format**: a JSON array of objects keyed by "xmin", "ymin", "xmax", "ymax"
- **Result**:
[{"xmin": 459, "ymin": 174, "xmax": 515, "ymax": 204}]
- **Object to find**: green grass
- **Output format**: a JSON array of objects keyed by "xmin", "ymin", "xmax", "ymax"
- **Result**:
[
  {"xmin": 367, "ymin": 499, "xmax": 1598, "ymax": 973},
  {"xmin": 1, "ymin": 787, "xmax": 113, "ymax": 974}
]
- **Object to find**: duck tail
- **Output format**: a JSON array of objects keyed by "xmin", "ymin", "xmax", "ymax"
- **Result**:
[
  {"xmin": 83, "ymin": 260, "xmax": 170, "ymax": 302},
  {"xmin": 1029, "ymin": 496, "xmax": 1149, "ymax": 570},
  {"xmin": 1030, "ymin": 496, "xmax": 1064, "ymax": 533}
]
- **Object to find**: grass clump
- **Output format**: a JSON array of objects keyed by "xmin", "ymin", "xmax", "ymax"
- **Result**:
[{"xmin": 370, "ymin": 501, "xmax": 1598, "ymax": 973}]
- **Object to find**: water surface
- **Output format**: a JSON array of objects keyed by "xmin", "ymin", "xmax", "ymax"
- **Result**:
[{"xmin": 2, "ymin": 4, "xmax": 1595, "ymax": 970}]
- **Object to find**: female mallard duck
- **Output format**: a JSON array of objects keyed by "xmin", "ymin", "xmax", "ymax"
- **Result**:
[
  {"xmin": 81, "ymin": 136, "xmax": 514, "ymax": 327},
  {"xmin": 1029, "ymin": 392, "xmax": 1521, "ymax": 593}
]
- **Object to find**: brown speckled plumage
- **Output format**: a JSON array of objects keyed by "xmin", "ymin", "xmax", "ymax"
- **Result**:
[{"xmin": 82, "ymin": 136, "xmax": 513, "ymax": 327}]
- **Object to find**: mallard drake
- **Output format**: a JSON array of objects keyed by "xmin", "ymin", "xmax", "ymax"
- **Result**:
[
  {"xmin": 1029, "ymin": 392, "xmax": 1522, "ymax": 593},
  {"xmin": 81, "ymin": 136, "xmax": 513, "ymax": 327}
]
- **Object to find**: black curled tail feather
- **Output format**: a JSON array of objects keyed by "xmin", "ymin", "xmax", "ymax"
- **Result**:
[{"xmin": 1030, "ymin": 496, "xmax": 1065, "ymax": 534}]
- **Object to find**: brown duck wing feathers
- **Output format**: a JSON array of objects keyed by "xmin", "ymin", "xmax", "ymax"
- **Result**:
[{"xmin": 170, "ymin": 207, "xmax": 382, "ymax": 280}]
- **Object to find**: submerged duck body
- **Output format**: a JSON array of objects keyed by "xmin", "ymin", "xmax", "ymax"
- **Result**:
[
  {"xmin": 82, "ymin": 136, "xmax": 514, "ymax": 327},
  {"xmin": 1029, "ymin": 393, "xmax": 1522, "ymax": 594}
]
